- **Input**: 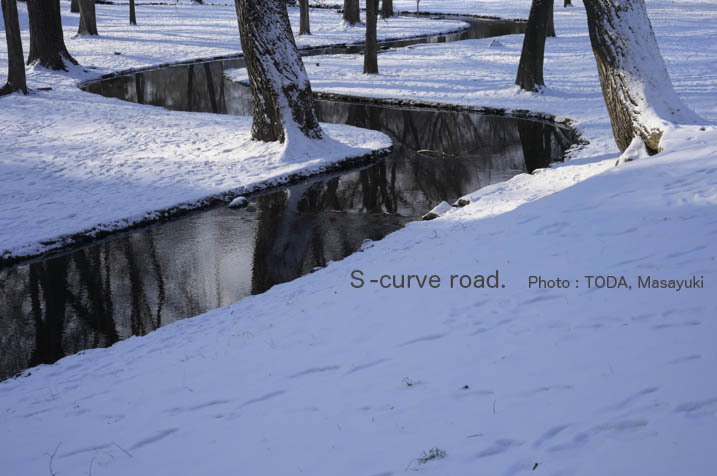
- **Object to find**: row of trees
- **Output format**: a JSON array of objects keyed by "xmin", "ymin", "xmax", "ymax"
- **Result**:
[
  {"xmin": 1, "ymin": 0, "xmax": 699, "ymax": 157},
  {"xmin": 1, "ymin": 0, "xmax": 142, "ymax": 95},
  {"xmin": 1, "ymin": 0, "xmax": 113, "ymax": 95},
  {"xmin": 246, "ymin": 0, "xmax": 697, "ymax": 158},
  {"xmin": 316, "ymin": 0, "xmax": 388, "ymax": 74},
  {"xmin": 513, "ymin": 0, "xmax": 696, "ymax": 154},
  {"xmin": 234, "ymin": 0, "xmax": 390, "ymax": 144},
  {"xmin": 342, "ymin": 0, "xmax": 393, "ymax": 25}
]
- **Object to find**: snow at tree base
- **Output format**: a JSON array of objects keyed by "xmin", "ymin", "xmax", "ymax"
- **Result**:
[{"xmin": 1, "ymin": 1, "xmax": 716, "ymax": 475}]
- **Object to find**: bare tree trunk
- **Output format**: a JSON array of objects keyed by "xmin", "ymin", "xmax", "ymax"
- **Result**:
[
  {"xmin": 564, "ymin": 0, "xmax": 572, "ymax": 6},
  {"xmin": 381, "ymin": 0, "xmax": 393, "ymax": 18},
  {"xmin": 515, "ymin": 0, "xmax": 551, "ymax": 91},
  {"xmin": 299, "ymin": 0, "xmax": 310, "ymax": 35},
  {"xmin": 27, "ymin": 0, "xmax": 78, "ymax": 70},
  {"xmin": 70, "ymin": 0, "xmax": 78, "ymax": 13},
  {"xmin": 547, "ymin": 0, "xmax": 556, "ymax": 37},
  {"xmin": 78, "ymin": 0, "xmax": 98, "ymax": 36},
  {"xmin": 584, "ymin": 0, "xmax": 698, "ymax": 154},
  {"xmin": 1, "ymin": 0, "xmax": 28, "ymax": 95},
  {"xmin": 129, "ymin": 0, "xmax": 137, "ymax": 25},
  {"xmin": 343, "ymin": 0, "xmax": 360, "ymax": 25},
  {"xmin": 234, "ymin": 0, "xmax": 323, "ymax": 143},
  {"xmin": 364, "ymin": 0, "xmax": 378, "ymax": 74}
]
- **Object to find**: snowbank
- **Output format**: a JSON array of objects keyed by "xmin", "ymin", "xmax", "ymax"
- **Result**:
[
  {"xmin": 0, "ymin": 4, "xmax": 466, "ymax": 260},
  {"xmin": 1, "ymin": 2, "xmax": 716, "ymax": 476}
]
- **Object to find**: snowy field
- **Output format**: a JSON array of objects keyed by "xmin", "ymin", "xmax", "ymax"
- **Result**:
[
  {"xmin": 1, "ymin": 1, "xmax": 717, "ymax": 476},
  {"xmin": 0, "ymin": 3, "xmax": 463, "ymax": 260},
  {"xmin": 304, "ymin": 0, "xmax": 717, "ymax": 160}
]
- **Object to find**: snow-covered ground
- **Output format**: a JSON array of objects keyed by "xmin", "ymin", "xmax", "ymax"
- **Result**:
[
  {"xmin": 0, "ymin": 3, "xmax": 463, "ymax": 260},
  {"xmin": 303, "ymin": 0, "xmax": 717, "ymax": 160},
  {"xmin": 2, "ymin": 1, "xmax": 717, "ymax": 476}
]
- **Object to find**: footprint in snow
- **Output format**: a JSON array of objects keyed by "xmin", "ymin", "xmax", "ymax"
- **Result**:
[
  {"xmin": 130, "ymin": 428, "xmax": 180, "ymax": 451},
  {"xmin": 240, "ymin": 390, "xmax": 286, "ymax": 407},
  {"xmin": 398, "ymin": 333, "xmax": 446, "ymax": 347},
  {"xmin": 533, "ymin": 424, "xmax": 570, "ymax": 449},
  {"xmin": 603, "ymin": 386, "xmax": 660, "ymax": 412},
  {"xmin": 675, "ymin": 396, "xmax": 717, "ymax": 417},
  {"xmin": 476, "ymin": 439, "xmax": 522, "ymax": 458},
  {"xmin": 344, "ymin": 358, "xmax": 390, "ymax": 376},
  {"xmin": 288, "ymin": 365, "xmax": 340, "ymax": 378},
  {"xmin": 548, "ymin": 419, "xmax": 648, "ymax": 452},
  {"xmin": 667, "ymin": 354, "xmax": 701, "ymax": 365}
]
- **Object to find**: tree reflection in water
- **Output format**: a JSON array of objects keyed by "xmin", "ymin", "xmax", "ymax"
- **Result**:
[{"xmin": 0, "ymin": 100, "xmax": 575, "ymax": 381}]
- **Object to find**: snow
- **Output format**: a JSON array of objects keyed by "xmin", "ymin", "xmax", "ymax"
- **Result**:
[
  {"xmin": 422, "ymin": 200, "xmax": 453, "ymax": 220},
  {"xmin": 227, "ymin": 195, "xmax": 248, "ymax": 208},
  {"xmin": 2, "ymin": 1, "xmax": 717, "ymax": 476},
  {"xmin": 301, "ymin": 1, "xmax": 717, "ymax": 162},
  {"xmin": 0, "ymin": 3, "xmax": 467, "ymax": 260}
]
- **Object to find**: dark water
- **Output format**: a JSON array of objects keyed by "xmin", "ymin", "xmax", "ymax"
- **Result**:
[
  {"xmin": 0, "ymin": 101, "xmax": 575, "ymax": 380},
  {"xmin": 82, "ymin": 14, "xmax": 525, "ymax": 116},
  {"xmin": 0, "ymin": 16, "xmax": 576, "ymax": 381}
]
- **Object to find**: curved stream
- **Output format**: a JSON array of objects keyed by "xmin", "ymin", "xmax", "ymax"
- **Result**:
[{"xmin": 0, "ymin": 12, "xmax": 580, "ymax": 380}]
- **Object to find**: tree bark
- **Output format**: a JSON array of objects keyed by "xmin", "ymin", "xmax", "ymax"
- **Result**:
[
  {"xmin": 27, "ymin": 0, "xmax": 78, "ymax": 70},
  {"xmin": 129, "ymin": 0, "xmax": 137, "ymax": 25},
  {"xmin": 299, "ymin": 0, "xmax": 310, "ymax": 35},
  {"xmin": 343, "ymin": 0, "xmax": 360, "ymax": 25},
  {"xmin": 78, "ymin": 0, "xmax": 98, "ymax": 36},
  {"xmin": 381, "ymin": 0, "xmax": 393, "ymax": 18},
  {"xmin": 1, "ymin": 0, "xmax": 28, "ymax": 95},
  {"xmin": 547, "ymin": 0, "xmax": 556, "ymax": 37},
  {"xmin": 234, "ymin": 0, "xmax": 323, "ymax": 143},
  {"xmin": 364, "ymin": 0, "xmax": 378, "ymax": 74},
  {"xmin": 515, "ymin": 0, "xmax": 550, "ymax": 91},
  {"xmin": 583, "ymin": 0, "xmax": 698, "ymax": 153},
  {"xmin": 70, "ymin": 0, "xmax": 78, "ymax": 13}
]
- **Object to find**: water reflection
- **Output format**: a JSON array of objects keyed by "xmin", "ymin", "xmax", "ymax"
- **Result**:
[
  {"xmin": 1, "ymin": 16, "xmax": 573, "ymax": 380},
  {"xmin": 0, "ymin": 106, "xmax": 571, "ymax": 380}
]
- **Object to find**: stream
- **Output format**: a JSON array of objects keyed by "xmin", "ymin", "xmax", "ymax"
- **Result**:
[{"xmin": 0, "ymin": 13, "xmax": 580, "ymax": 380}]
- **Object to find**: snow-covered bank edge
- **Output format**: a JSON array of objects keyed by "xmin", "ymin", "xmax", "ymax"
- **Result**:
[
  {"xmin": 2, "ymin": 2, "xmax": 717, "ymax": 476},
  {"xmin": 313, "ymin": 91, "xmax": 587, "ymax": 144},
  {"xmin": 2, "ymin": 3, "xmax": 469, "ymax": 268},
  {"xmin": 2, "ymin": 9, "xmax": 541, "ymax": 267},
  {"xmin": 76, "ymin": 18, "xmax": 474, "ymax": 87},
  {"xmin": 0, "ymin": 141, "xmax": 391, "ymax": 268}
]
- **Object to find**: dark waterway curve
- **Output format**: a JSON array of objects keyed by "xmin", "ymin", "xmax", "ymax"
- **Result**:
[{"xmin": 0, "ymin": 13, "xmax": 584, "ymax": 381}]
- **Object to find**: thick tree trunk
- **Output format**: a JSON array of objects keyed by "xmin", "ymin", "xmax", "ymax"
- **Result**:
[
  {"xmin": 299, "ymin": 0, "xmax": 310, "ymax": 35},
  {"xmin": 381, "ymin": 0, "xmax": 393, "ymax": 18},
  {"xmin": 564, "ymin": 0, "xmax": 572, "ymax": 6},
  {"xmin": 343, "ymin": 0, "xmax": 360, "ymax": 25},
  {"xmin": 515, "ymin": 0, "xmax": 551, "ymax": 91},
  {"xmin": 1, "ymin": 0, "xmax": 28, "ymax": 95},
  {"xmin": 234, "ymin": 0, "xmax": 323, "ymax": 143},
  {"xmin": 547, "ymin": 0, "xmax": 556, "ymax": 37},
  {"xmin": 27, "ymin": 0, "xmax": 78, "ymax": 70},
  {"xmin": 78, "ymin": 0, "xmax": 98, "ymax": 36},
  {"xmin": 129, "ymin": 0, "xmax": 137, "ymax": 25},
  {"xmin": 70, "ymin": 0, "xmax": 78, "ymax": 13},
  {"xmin": 583, "ymin": 0, "xmax": 698, "ymax": 154},
  {"xmin": 364, "ymin": 0, "xmax": 378, "ymax": 74}
]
